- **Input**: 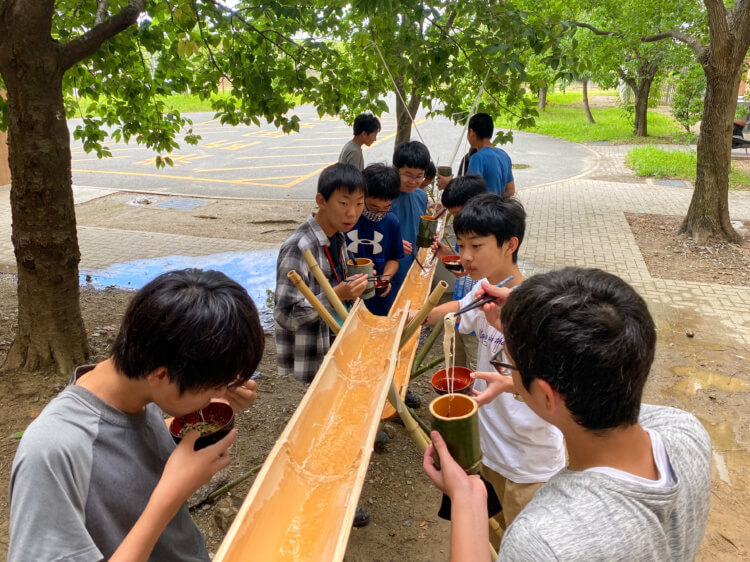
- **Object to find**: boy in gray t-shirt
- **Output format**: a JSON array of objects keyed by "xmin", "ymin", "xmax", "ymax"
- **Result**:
[
  {"xmin": 9, "ymin": 269, "xmax": 265, "ymax": 561},
  {"xmin": 424, "ymin": 268, "xmax": 711, "ymax": 561},
  {"xmin": 339, "ymin": 112, "xmax": 381, "ymax": 171}
]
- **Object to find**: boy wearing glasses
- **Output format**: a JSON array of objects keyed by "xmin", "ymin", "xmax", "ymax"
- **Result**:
[
  {"xmin": 425, "ymin": 268, "xmax": 711, "ymax": 560},
  {"xmin": 346, "ymin": 164, "xmax": 405, "ymax": 315},
  {"xmin": 421, "ymin": 194, "xmax": 565, "ymax": 543},
  {"xmin": 389, "ymin": 141, "xmax": 431, "ymax": 292}
]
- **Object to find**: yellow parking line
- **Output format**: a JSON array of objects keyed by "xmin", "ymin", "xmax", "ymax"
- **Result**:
[
  {"xmin": 269, "ymin": 144, "xmax": 342, "ymax": 149},
  {"xmin": 71, "ymin": 156, "xmax": 130, "ymax": 162},
  {"xmin": 292, "ymin": 136, "xmax": 351, "ymax": 141},
  {"xmin": 196, "ymin": 163, "xmax": 333, "ymax": 172},
  {"xmin": 72, "ymin": 168, "xmax": 292, "ymax": 188},
  {"xmin": 237, "ymin": 153, "xmax": 338, "ymax": 160}
]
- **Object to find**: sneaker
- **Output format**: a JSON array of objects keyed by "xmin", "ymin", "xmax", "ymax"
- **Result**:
[
  {"xmin": 353, "ymin": 506, "xmax": 371, "ymax": 528},
  {"xmin": 374, "ymin": 430, "xmax": 390, "ymax": 453},
  {"xmin": 404, "ymin": 389, "xmax": 421, "ymax": 409}
]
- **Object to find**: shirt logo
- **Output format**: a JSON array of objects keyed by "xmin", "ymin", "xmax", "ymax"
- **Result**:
[{"xmin": 347, "ymin": 230, "xmax": 383, "ymax": 254}]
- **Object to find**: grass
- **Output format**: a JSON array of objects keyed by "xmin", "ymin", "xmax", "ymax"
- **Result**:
[
  {"xmin": 626, "ymin": 146, "xmax": 750, "ymax": 189},
  {"xmin": 544, "ymin": 89, "xmax": 618, "ymax": 105}
]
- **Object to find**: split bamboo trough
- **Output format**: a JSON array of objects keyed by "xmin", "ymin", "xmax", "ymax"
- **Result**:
[{"xmin": 214, "ymin": 238, "xmax": 443, "ymax": 561}]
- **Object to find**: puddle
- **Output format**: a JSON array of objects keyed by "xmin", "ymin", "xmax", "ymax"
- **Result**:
[
  {"xmin": 698, "ymin": 417, "xmax": 750, "ymax": 492},
  {"xmin": 670, "ymin": 366, "xmax": 750, "ymax": 396},
  {"xmin": 80, "ymin": 249, "xmax": 279, "ymax": 329}
]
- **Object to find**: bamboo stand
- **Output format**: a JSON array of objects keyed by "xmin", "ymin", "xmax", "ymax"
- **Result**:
[
  {"xmin": 399, "ymin": 280, "xmax": 448, "ymax": 349},
  {"xmin": 302, "ymin": 248, "xmax": 349, "ymax": 322},
  {"xmin": 288, "ymin": 270, "xmax": 340, "ymax": 334}
]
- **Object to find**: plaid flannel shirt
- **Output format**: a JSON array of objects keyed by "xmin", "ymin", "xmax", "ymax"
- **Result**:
[{"xmin": 274, "ymin": 214, "xmax": 350, "ymax": 382}]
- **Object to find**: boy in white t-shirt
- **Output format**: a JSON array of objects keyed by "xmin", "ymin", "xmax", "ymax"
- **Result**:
[{"xmin": 422, "ymin": 194, "xmax": 565, "ymax": 541}]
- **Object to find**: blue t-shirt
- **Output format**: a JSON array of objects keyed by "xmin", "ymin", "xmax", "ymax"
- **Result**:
[
  {"xmin": 467, "ymin": 146, "xmax": 514, "ymax": 196},
  {"xmin": 389, "ymin": 189, "xmax": 428, "ymax": 292},
  {"xmin": 346, "ymin": 213, "xmax": 404, "ymax": 316}
]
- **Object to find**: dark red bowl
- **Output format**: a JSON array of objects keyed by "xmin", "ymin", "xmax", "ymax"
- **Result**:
[
  {"xmin": 441, "ymin": 255, "xmax": 464, "ymax": 272},
  {"xmin": 374, "ymin": 279, "xmax": 390, "ymax": 296},
  {"xmin": 169, "ymin": 401, "xmax": 235, "ymax": 450},
  {"xmin": 431, "ymin": 367, "xmax": 474, "ymax": 395}
]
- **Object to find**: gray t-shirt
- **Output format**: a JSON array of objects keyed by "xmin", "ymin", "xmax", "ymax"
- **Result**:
[
  {"xmin": 339, "ymin": 139, "xmax": 364, "ymax": 171},
  {"xmin": 499, "ymin": 405, "xmax": 711, "ymax": 561},
  {"xmin": 9, "ymin": 366, "xmax": 209, "ymax": 562}
]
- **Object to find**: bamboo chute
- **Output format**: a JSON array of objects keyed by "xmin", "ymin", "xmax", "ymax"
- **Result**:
[{"xmin": 287, "ymin": 270, "xmax": 341, "ymax": 334}]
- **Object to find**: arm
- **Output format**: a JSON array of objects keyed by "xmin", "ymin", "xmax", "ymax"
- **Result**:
[
  {"xmin": 471, "ymin": 371, "xmax": 518, "ymax": 406},
  {"xmin": 111, "ymin": 431, "xmax": 236, "ymax": 562},
  {"xmin": 423, "ymin": 299, "xmax": 460, "ymax": 325},
  {"xmin": 504, "ymin": 180, "xmax": 516, "ymax": 198}
]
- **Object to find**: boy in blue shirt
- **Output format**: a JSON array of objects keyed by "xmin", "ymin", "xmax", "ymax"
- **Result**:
[
  {"xmin": 346, "ymin": 164, "xmax": 405, "ymax": 316},
  {"xmin": 389, "ymin": 141, "xmax": 431, "ymax": 293}
]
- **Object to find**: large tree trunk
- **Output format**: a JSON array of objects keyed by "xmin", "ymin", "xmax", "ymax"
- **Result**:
[
  {"xmin": 582, "ymin": 80, "xmax": 595, "ymax": 124},
  {"xmin": 538, "ymin": 86, "xmax": 548, "ymax": 112},
  {"xmin": 680, "ymin": 66, "xmax": 742, "ymax": 244},
  {"xmin": 0, "ymin": 39, "xmax": 90, "ymax": 373},
  {"xmin": 633, "ymin": 76, "xmax": 655, "ymax": 137},
  {"xmin": 394, "ymin": 76, "xmax": 422, "ymax": 148}
]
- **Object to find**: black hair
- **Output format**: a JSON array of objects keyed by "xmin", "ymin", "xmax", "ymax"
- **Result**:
[
  {"xmin": 441, "ymin": 174, "xmax": 487, "ymax": 208},
  {"xmin": 393, "ymin": 141, "xmax": 431, "ymax": 171},
  {"xmin": 111, "ymin": 268, "xmax": 264, "ymax": 394},
  {"xmin": 501, "ymin": 268, "xmax": 656, "ymax": 431},
  {"xmin": 468, "ymin": 113, "xmax": 494, "ymax": 140},
  {"xmin": 362, "ymin": 163, "xmax": 401, "ymax": 201},
  {"xmin": 424, "ymin": 161, "xmax": 437, "ymax": 181},
  {"xmin": 317, "ymin": 163, "xmax": 365, "ymax": 201},
  {"xmin": 453, "ymin": 193, "xmax": 525, "ymax": 262},
  {"xmin": 458, "ymin": 148, "xmax": 479, "ymax": 176},
  {"xmin": 353, "ymin": 113, "xmax": 381, "ymax": 136}
]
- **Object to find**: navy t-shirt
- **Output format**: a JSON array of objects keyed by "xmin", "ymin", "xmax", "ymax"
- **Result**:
[{"xmin": 346, "ymin": 213, "xmax": 404, "ymax": 316}]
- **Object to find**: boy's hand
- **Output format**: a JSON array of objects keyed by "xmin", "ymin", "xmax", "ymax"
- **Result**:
[
  {"xmin": 431, "ymin": 237, "xmax": 451, "ymax": 259},
  {"xmin": 334, "ymin": 274, "xmax": 367, "ymax": 300},
  {"xmin": 402, "ymin": 240, "xmax": 413, "ymax": 255},
  {"xmin": 220, "ymin": 379, "xmax": 257, "ymax": 413},
  {"xmin": 423, "ymin": 431, "xmax": 485, "ymax": 500},
  {"xmin": 477, "ymin": 280, "xmax": 512, "ymax": 332},
  {"xmin": 470, "ymin": 371, "xmax": 517, "ymax": 406},
  {"xmin": 158, "ymin": 429, "xmax": 236, "ymax": 505},
  {"xmin": 378, "ymin": 282, "xmax": 392, "ymax": 298},
  {"xmin": 436, "ymin": 174, "xmax": 453, "ymax": 190}
]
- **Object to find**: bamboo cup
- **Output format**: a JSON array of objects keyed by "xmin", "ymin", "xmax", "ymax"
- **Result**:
[
  {"xmin": 416, "ymin": 215, "xmax": 438, "ymax": 248},
  {"xmin": 346, "ymin": 257, "xmax": 375, "ymax": 299},
  {"xmin": 302, "ymin": 249, "xmax": 349, "ymax": 322},
  {"xmin": 288, "ymin": 270, "xmax": 340, "ymax": 335},
  {"xmin": 429, "ymin": 394, "xmax": 482, "ymax": 475}
]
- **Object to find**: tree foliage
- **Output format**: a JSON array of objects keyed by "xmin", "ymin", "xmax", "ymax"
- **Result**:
[{"xmin": 670, "ymin": 64, "xmax": 707, "ymax": 133}]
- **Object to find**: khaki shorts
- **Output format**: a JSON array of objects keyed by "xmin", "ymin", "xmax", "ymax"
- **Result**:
[{"xmin": 453, "ymin": 331, "xmax": 478, "ymax": 371}]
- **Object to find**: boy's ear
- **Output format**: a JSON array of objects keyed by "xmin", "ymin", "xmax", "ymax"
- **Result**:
[
  {"xmin": 315, "ymin": 192, "xmax": 326, "ymax": 208},
  {"xmin": 146, "ymin": 366, "xmax": 169, "ymax": 388},
  {"xmin": 504, "ymin": 236, "xmax": 519, "ymax": 256},
  {"xmin": 534, "ymin": 378, "xmax": 562, "ymax": 416}
]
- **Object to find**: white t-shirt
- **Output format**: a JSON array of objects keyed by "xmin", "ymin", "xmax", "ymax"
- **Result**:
[{"xmin": 458, "ymin": 281, "xmax": 565, "ymax": 483}]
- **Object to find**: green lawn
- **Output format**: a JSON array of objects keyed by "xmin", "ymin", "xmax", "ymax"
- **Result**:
[{"xmin": 626, "ymin": 146, "xmax": 750, "ymax": 189}]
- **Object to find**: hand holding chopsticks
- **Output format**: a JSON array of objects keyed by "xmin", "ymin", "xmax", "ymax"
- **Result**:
[{"xmin": 455, "ymin": 275, "xmax": 514, "ymax": 316}]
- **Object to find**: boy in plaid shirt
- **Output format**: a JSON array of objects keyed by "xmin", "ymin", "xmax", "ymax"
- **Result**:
[{"xmin": 274, "ymin": 163, "xmax": 368, "ymax": 383}]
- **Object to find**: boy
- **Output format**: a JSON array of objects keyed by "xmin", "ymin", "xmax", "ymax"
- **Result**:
[
  {"xmin": 275, "ymin": 163, "xmax": 368, "ymax": 383},
  {"xmin": 9, "ymin": 268, "xmax": 264, "ymax": 561},
  {"xmin": 339, "ymin": 113, "xmax": 381, "ymax": 171},
  {"xmin": 422, "ymin": 194, "xmax": 565, "ymax": 539},
  {"xmin": 437, "ymin": 113, "xmax": 515, "ymax": 198},
  {"xmin": 425, "ymin": 268, "xmax": 712, "ymax": 560},
  {"xmin": 389, "ymin": 140, "xmax": 431, "ymax": 293},
  {"xmin": 346, "ymin": 163, "xmax": 405, "ymax": 316},
  {"xmin": 432, "ymin": 174, "xmax": 487, "ymax": 370}
]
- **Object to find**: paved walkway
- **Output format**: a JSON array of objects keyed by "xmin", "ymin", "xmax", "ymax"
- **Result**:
[{"xmin": 2, "ymin": 138, "xmax": 750, "ymax": 344}]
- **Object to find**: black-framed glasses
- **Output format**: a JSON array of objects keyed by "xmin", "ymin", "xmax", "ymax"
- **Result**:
[{"xmin": 489, "ymin": 348, "xmax": 520, "ymax": 375}]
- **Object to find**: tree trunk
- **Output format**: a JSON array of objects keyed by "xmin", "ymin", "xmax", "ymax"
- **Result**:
[
  {"xmin": 582, "ymin": 80, "xmax": 595, "ymax": 124},
  {"xmin": 680, "ymin": 67, "xmax": 742, "ymax": 244},
  {"xmin": 633, "ymin": 76, "xmax": 654, "ymax": 137},
  {"xmin": 394, "ymin": 76, "xmax": 422, "ymax": 148},
  {"xmin": 0, "ymin": 43, "xmax": 90, "ymax": 373},
  {"xmin": 538, "ymin": 86, "xmax": 548, "ymax": 112}
]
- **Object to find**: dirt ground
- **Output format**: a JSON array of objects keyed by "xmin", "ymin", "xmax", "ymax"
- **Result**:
[{"xmin": 0, "ymin": 198, "xmax": 748, "ymax": 560}]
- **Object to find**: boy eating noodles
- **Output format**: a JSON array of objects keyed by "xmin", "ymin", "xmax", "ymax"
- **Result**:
[{"xmin": 9, "ymin": 268, "xmax": 264, "ymax": 561}]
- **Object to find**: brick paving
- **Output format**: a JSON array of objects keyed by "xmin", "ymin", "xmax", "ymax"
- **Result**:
[{"xmin": 2, "ymin": 141, "xmax": 750, "ymax": 344}]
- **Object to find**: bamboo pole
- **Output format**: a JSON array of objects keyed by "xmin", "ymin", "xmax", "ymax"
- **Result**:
[
  {"xmin": 206, "ymin": 464, "xmax": 262, "ymax": 502},
  {"xmin": 387, "ymin": 381, "xmax": 431, "ymax": 451},
  {"xmin": 412, "ymin": 356, "xmax": 444, "ymax": 379},
  {"xmin": 399, "ymin": 280, "xmax": 448, "ymax": 350},
  {"xmin": 411, "ymin": 322, "xmax": 444, "ymax": 373},
  {"xmin": 302, "ymin": 249, "xmax": 349, "ymax": 322},
  {"xmin": 287, "ymin": 270, "xmax": 340, "ymax": 335}
]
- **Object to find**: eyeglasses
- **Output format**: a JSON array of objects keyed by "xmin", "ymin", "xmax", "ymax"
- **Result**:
[
  {"xmin": 399, "ymin": 172, "xmax": 425, "ymax": 183},
  {"xmin": 489, "ymin": 348, "xmax": 524, "ymax": 401},
  {"xmin": 365, "ymin": 201, "xmax": 391, "ymax": 213}
]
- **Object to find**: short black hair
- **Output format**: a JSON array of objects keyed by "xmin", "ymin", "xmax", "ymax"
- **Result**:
[
  {"xmin": 393, "ymin": 141, "xmax": 430, "ymax": 171},
  {"xmin": 111, "ymin": 269, "xmax": 264, "ymax": 394},
  {"xmin": 468, "ymin": 113, "xmax": 494, "ymax": 140},
  {"xmin": 353, "ymin": 113, "xmax": 381, "ymax": 136},
  {"xmin": 318, "ymin": 163, "xmax": 365, "ymax": 201},
  {"xmin": 424, "ymin": 161, "xmax": 437, "ymax": 181},
  {"xmin": 441, "ymin": 174, "xmax": 487, "ymax": 208},
  {"xmin": 453, "ymin": 193, "xmax": 525, "ymax": 262},
  {"xmin": 363, "ymin": 163, "xmax": 401, "ymax": 201},
  {"xmin": 501, "ymin": 268, "xmax": 657, "ymax": 431}
]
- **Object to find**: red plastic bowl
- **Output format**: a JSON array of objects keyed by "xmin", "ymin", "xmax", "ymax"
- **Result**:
[
  {"xmin": 169, "ymin": 402, "xmax": 235, "ymax": 450},
  {"xmin": 374, "ymin": 279, "xmax": 390, "ymax": 296},
  {"xmin": 441, "ymin": 255, "xmax": 464, "ymax": 272},
  {"xmin": 431, "ymin": 367, "xmax": 474, "ymax": 395}
]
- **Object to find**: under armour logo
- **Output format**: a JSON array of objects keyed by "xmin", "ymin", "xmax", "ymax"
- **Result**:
[{"xmin": 347, "ymin": 230, "xmax": 383, "ymax": 254}]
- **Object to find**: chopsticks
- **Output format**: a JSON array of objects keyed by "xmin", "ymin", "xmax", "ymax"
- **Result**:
[
  {"xmin": 455, "ymin": 275, "xmax": 514, "ymax": 316},
  {"xmin": 344, "ymin": 274, "xmax": 391, "ymax": 282}
]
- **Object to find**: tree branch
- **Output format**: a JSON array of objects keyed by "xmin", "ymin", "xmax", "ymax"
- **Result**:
[
  {"xmin": 94, "ymin": 0, "xmax": 109, "ymax": 26},
  {"xmin": 574, "ymin": 21, "xmax": 622, "ymax": 38},
  {"xmin": 59, "ymin": 0, "xmax": 146, "ymax": 70},
  {"xmin": 641, "ymin": 30, "xmax": 706, "ymax": 60}
]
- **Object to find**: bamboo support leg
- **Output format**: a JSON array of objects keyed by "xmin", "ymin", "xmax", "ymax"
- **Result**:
[
  {"xmin": 288, "ymin": 271, "xmax": 340, "ymax": 335},
  {"xmin": 399, "ymin": 280, "xmax": 448, "ymax": 350},
  {"xmin": 412, "ymin": 356, "xmax": 445, "ymax": 379},
  {"xmin": 411, "ymin": 322, "xmax": 444, "ymax": 373},
  {"xmin": 387, "ymin": 381, "xmax": 430, "ymax": 451},
  {"xmin": 302, "ymin": 249, "xmax": 349, "ymax": 322}
]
